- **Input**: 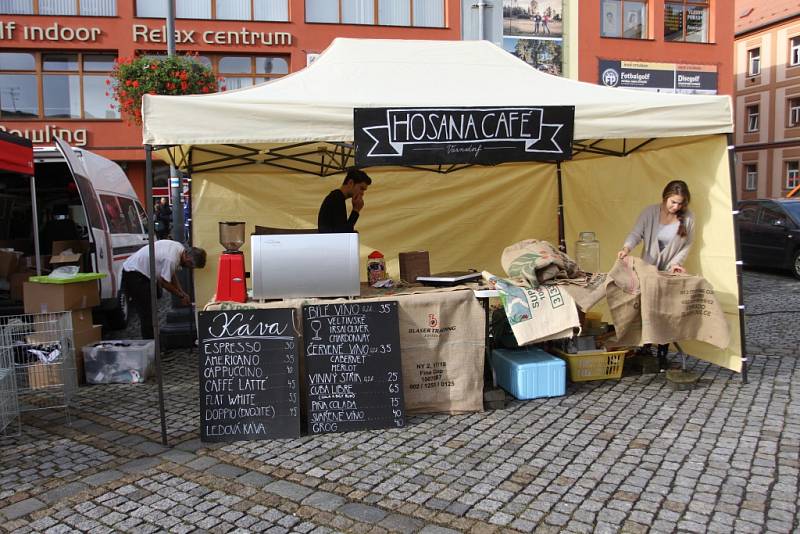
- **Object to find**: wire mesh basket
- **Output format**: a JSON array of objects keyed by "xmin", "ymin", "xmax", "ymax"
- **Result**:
[
  {"xmin": 0, "ymin": 312, "xmax": 76, "ymax": 424},
  {"xmin": 0, "ymin": 346, "xmax": 18, "ymax": 436}
]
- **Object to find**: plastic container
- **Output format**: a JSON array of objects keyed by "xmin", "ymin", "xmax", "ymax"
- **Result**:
[
  {"xmin": 367, "ymin": 250, "xmax": 387, "ymax": 285},
  {"xmin": 491, "ymin": 347, "xmax": 566, "ymax": 400},
  {"xmin": 552, "ymin": 348, "xmax": 625, "ymax": 382},
  {"xmin": 83, "ymin": 340, "xmax": 155, "ymax": 384},
  {"xmin": 574, "ymin": 231, "xmax": 600, "ymax": 273}
]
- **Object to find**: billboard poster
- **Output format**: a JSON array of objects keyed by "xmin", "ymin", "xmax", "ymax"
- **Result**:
[
  {"xmin": 503, "ymin": 0, "xmax": 563, "ymax": 38},
  {"xmin": 599, "ymin": 60, "xmax": 718, "ymax": 94},
  {"xmin": 503, "ymin": 37, "xmax": 563, "ymax": 76}
]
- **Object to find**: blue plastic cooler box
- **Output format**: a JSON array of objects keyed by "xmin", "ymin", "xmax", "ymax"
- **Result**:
[{"xmin": 491, "ymin": 347, "xmax": 566, "ymax": 400}]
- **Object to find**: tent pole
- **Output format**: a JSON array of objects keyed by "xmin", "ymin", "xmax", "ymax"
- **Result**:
[
  {"xmin": 146, "ymin": 145, "xmax": 170, "ymax": 445},
  {"xmin": 726, "ymin": 134, "xmax": 748, "ymax": 384},
  {"xmin": 30, "ymin": 175, "xmax": 42, "ymax": 276},
  {"xmin": 556, "ymin": 161, "xmax": 566, "ymax": 252}
]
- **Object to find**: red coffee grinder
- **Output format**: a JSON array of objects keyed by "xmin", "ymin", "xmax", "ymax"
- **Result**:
[{"xmin": 216, "ymin": 221, "xmax": 247, "ymax": 302}]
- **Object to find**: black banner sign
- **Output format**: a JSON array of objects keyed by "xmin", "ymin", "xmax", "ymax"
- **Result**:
[
  {"xmin": 354, "ymin": 106, "xmax": 574, "ymax": 166},
  {"xmin": 303, "ymin": 301, "xmax": 405, "ymax": 435},
  {"xmin": 198, "ymin": 309, "xmax": 301, "ymax": 442}
]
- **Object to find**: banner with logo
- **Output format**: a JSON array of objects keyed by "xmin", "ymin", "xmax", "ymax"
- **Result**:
[
  {"xmin": 354, "ymin": 106, "xmax": 574, "ymax": 167},
  {"xmin": 599, "ymin": 60, "xmax": 718, "ymax": 94}
]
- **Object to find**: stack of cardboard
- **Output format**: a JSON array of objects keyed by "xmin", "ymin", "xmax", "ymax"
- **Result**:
[{"xmin": 23, "ymin": 279, "xmax": 102, "ymax": 385}]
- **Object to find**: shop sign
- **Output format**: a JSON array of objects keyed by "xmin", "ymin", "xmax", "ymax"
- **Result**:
[
  {"xmin": 132, "ymin": 24, "xmax": 292, "ymax": 46},
  {"xmin": 599, "ymin": 60, "xmax": 718, "ymax": 94},
  {"xmin": 354, "ymin": 106, "xmax": 575, "ymax": 166},
  {"xmin": 0, "ymin": 124, "xmax": 88, "ymax": 147},
  {"xmin": 0, "ymin": 22, "xmax": 102, "ymax": 42}
]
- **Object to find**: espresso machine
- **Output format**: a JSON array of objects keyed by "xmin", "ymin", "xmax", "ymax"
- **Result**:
[{"xmin": 216, "ymin": 221, "xmax": 246, "ymax": 302}]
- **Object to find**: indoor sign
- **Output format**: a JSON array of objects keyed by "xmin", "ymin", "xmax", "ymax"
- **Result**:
[{"xmin": 354, "ymin": 106, "xmax": 575, "ymax": 166}]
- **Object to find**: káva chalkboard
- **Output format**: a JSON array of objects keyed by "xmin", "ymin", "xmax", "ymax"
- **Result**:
[
  {"xmin": 198, "ymin": 309, "xmax": 301, "ymax": 442},
  {"xmin": 303, "ymin": 301, "xmax": 405, "ymax": 434}
]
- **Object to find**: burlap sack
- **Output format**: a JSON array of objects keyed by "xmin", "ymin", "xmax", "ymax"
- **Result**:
[
  {"xmin": 397, "ymin": 289, "xmax": 485, "ymax": 415},
  {"xmin": 560, "ymin": 272, "xmax": 610, "ymax": 311},
  {"xmin": 637, "ymin": 265, "xmax": 731, "ymax": 348},
  {"xmin": 501, "ymin": 239, "xmax": 579, "ymax": 287},
  {"xmin": 606, "ymin": 257, "xmax": 731, "ymax": 349},
  {"xmin": 606, "ymin": 283, "xmax": 642, "ymax": 346},
  {"xmin": 484, "ymin": 271, "xmax": 579, "ymax": 345}
]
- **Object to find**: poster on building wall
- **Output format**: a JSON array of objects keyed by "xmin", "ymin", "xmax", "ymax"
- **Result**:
[
  {"xmin": 503, "ymin": 37, "xmax": 563, "ymax": 76},
  {"xmin": 599, "ymin": 60, "xmax": 718, "ymax": 94},
  {"xmin": 503, "ymin": 0, "xmax": 563, "ymax": 38}
]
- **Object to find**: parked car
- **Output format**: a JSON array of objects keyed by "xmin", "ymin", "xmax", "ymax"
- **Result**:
[{"xmin": 737, "ymin": 198, "xmax": 800, "ymax": 279}]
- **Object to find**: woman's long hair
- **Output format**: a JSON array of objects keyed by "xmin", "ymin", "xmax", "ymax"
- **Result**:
[{"xmin": 662, "ymin": 180, "xmax": 691, "ymax": 237}]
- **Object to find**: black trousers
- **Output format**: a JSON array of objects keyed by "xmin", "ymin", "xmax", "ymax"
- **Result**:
[{"xmin": 122, "ymin": 270, "xmax": 154, "ymax": 340}]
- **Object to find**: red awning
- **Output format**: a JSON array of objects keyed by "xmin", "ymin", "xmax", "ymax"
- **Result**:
[{"xmin": 0, "ymin": 130, "xmax": 34, "ymax": 176}]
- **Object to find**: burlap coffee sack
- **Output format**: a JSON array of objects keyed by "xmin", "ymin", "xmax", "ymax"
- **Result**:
[
  {"xmin": 397, "ymin": 289, "xmax": 485, "ymax": 415},
  {"xmin": 501, "ymin": 239, "xmax": 579, "ymax": 288}
]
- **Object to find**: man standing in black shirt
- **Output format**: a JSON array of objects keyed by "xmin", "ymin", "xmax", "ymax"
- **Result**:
[{"xmin": 317, "ymin": 168, "xmax": 372, "ymax": 233}]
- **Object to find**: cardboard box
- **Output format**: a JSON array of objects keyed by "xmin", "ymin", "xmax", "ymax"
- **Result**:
[
  {"xmin": 32, "ymin": 308, "xmax": 94, "ymax": 335},
  {"xmin": 50, "ymin": 252, "xmax": 82, "ymax": 269},
  {"xmin": 27, "ymin": 362, "xmax": 62, "ymax": 389},
  {"xmin": 0, "ymin": 249, "xmax": 23, "ymax": 278},
  {"xmin": 399, "ymin": 251, "xmax": 431, "ymax": 283},
  {"xmin": 52, "ymin": 240, "xmax": 90, "ymax": 272},
  {"xmin": 74, "ymin": 324, "xmax": 103, "ymax": 385},
  {"xmin": 23, "ymin": 280, "xmax": 101, "ymax": 314}
]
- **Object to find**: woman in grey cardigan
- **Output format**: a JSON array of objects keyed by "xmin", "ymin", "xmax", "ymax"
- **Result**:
[{"xmin": 617, "ymin": 180, "xmax": 694, "ymax": 369}]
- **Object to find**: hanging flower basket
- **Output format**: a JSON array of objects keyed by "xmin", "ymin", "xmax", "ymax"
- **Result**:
[{"xmin": 108, "ymin": 54, "xmax": 223, "ymax": 125}]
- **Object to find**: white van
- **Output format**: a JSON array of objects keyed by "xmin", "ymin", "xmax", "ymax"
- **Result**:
[{"xmin": 1, "ymin": 138, "xmax": 148, "ymax": 327}]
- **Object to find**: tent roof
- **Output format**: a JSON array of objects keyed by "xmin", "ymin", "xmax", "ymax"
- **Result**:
[{"xmin": 142, "ymin": 38, "xmax": 733, "ymax": 148}]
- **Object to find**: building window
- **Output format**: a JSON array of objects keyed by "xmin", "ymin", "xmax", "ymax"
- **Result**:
[
  {"xmin": 0, "ymin": 52, "xmax": 118, "ymax": 120},
  {"xmin": 664, "ymin": 0, "xmax": 709, "ymax": 42},
  {"xmin": 0, "ymin": 0, "xmax": 115, "ymax": 15},
  {"xmin": 142, "ymin": 53, "xmax": 289, "ymax": 90},
  {"xmin": 791, "ymin": 37, "xmax": 800, "ymax": 66},
  {"xmin": 747, "ymin": 48, "xmax": 761, "ymax": 77},
  {"xmin": 744, "ymin": 164, "xmax": 757, "ymax": 191},
  {"xmin": 305, "ymin": 0, "xmax": 444, "ymax": 27},
  {"xmin": 790, "ymin": 99, "xmax": 800, "ymax": 127},
  {"xmin": 601, "ymin": 1, "xmax": 648, "ymax": 39},
  {"xmin": 746, "ymin": 105, "xmax": 759, "ymax": 132},
  {"xmin": 136, "ymin": 0, "xmax": 289, "ymax": 21},
  {"xmin": 787, "ymin": 161, "xmax": 800, "ymax": 189}
]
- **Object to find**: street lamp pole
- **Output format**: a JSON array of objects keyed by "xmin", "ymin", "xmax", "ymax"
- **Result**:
[{"xmin": 166, "ymin": 0, "xmax": 184, "ymax": 243}]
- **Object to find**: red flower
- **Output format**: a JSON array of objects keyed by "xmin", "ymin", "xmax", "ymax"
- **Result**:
[
  {"xmin": 180, "ymin": 81, "xmax": 188, "ymax": 90},
  {"xmin": 150, "ymin": 64, "xmax": 157, "ymax": 70},
  {"xmin": 132, "ymin": 80, "xmax": 139, "ymax": 88},
  {"xmin": 105, "ymin": 79, "xmax": 110, "ymax": 85},
  {"xmin": 201, "ymin": 86, "xmax": 209, "ymax": 93}
]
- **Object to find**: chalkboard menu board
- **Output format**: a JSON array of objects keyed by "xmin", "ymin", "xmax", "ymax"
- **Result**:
[
  {"xmin": 303, "ymin": 301, "xmax": 405, "ymax": 434},
  {"xmin": 198, "ymin": 309, "xmax": 301, "ymax": 442}
]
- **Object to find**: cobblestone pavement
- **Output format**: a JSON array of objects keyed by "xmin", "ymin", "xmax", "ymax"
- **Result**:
[{"xmin": 0, "ymin": 271, "xmax": 798, "ymax": 533}]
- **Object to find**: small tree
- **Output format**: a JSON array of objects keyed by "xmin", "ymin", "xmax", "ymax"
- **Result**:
[{"xmin": 108, "ymin": 54, "xmax": 222, "ymax": 125}]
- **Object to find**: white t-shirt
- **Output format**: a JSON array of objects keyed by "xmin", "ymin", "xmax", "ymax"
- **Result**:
[
  {"xmin": 123, "ymin": 240, "xmax": 184, "ymax": 282},
  {"xmin": 657, "ymin": 221, "xmax": 679, "ymax": 251}
]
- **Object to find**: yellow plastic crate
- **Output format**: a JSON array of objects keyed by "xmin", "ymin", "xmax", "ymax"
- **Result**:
[{"xmin": 552, "ymin": 349, "xmax": 626, "ymax": 382}]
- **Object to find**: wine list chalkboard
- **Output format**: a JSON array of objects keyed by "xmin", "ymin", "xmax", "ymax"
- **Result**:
[
  {"xmin": 198, "ymin": 309, "xmax": 301, "ymax": 442},
  {"xmin": 303, "ymin": 301, "xmax": 405, "ymax": 435}
]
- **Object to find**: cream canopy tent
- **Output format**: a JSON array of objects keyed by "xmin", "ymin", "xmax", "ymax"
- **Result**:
[{"xmin": 140, "ymin": 38, "xmax": 742, "ymax": 442}]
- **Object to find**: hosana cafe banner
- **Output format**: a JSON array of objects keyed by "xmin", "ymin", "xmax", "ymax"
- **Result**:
[{"xmin": 354, "ymin": 106, "xmax": 575, "ymax": 166}]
